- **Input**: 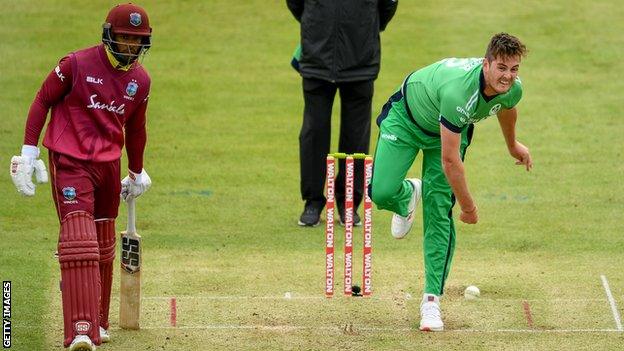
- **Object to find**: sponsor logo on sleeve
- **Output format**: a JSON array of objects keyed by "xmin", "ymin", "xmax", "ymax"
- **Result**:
[
  {"xmin": 456, "ymin": 106, "xmax": 471, "ymax": 120},
  {"xmin": 381, "ymin": 133, "xmax": 398, "ymax": 142},
  {"xmin": 457, "ymin": 89, "xmax": 480, "ymax": 123},
  {"xmin": 54, "ymin": 66, "xmax": 65, "ymax": 82}
]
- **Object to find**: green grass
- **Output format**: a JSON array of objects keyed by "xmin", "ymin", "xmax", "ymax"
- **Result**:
[{"xmin": 1, "ymin": 0, "xmax": 624, "ymax": 350}]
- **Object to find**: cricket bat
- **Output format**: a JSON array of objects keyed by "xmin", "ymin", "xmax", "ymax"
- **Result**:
[{"xmin": 119, "ymin": 197, "xmax": 141, "ymax": 329}]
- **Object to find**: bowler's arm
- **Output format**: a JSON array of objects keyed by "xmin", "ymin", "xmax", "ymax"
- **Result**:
[
  {"xmin": 440, "ymin": 125, "xmax": 476, "ymax": 213},
  {"xmin": 497, "ymin": 107, "xmax": 533, "ymax": 171},
  {"xmin": 496, "ymin": 107, "xmax": 517, "ymax": 150}
]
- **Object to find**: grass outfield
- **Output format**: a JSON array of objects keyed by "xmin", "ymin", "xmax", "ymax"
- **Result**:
[{"xmin": 1, "ymin": 0, "xmax": 623, "ymax": 350}]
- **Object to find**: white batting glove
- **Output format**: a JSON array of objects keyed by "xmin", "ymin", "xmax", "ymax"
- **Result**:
[
  {"xmin": 121, "ymin": 168, "xmax": 151, "ymax": 201},
  {"xmin": 10, "ymin": 145, "xmax": 48, "ymax": 196}
]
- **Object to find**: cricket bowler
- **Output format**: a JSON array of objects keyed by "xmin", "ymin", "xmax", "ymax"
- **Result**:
[
  {"xmin": 370, "ymin": 33, "xmax": 532, "ymax": 331},
  {"xmin": 10, "ymin": 3, "xmax": 153, "ymax": 350}
]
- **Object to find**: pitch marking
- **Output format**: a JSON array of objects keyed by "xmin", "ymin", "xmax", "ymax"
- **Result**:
[
  {"xmin": 522, "ymin": 300, "xmax": 534, "ymax": 328},
  {"xmin": 133, "ymin": 324, "xmax": 622, "ymax": 333},
  {"xmin": 600, "ymin": 274, "xmax": 623, "ymax": 331}
]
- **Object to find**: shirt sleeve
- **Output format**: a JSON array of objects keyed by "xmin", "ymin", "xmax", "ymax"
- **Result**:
[
  {"xmin": 125, "ymin": 96, "xmax": 148, "ymax": 173},
  {"xmin": 438, "ymin": 93, "xmax": 468, "ymax": 133},
  {"xmin": 24, "ymin": 56, "xmax": 73, "ymax": 146}
]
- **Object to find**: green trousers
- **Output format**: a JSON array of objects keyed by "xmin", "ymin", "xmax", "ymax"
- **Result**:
[{"xmin": 371, "ymin": 92, "xmax": 473, "ymax": 295}]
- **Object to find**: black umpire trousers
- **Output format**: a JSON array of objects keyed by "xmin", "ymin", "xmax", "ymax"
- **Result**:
[{"xmin": 299, "ymin": 77, "xmax": 374, "ymax": 210}]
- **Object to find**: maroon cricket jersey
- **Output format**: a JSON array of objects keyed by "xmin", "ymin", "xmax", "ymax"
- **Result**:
[{"xmin": 25, "ymin": 44, "xmax": 150, "ymax": 172}]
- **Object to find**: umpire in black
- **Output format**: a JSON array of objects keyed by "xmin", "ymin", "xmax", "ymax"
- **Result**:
[{"xmin": 287, "ymin": 0, "xmax": 398, "ymax": 226}]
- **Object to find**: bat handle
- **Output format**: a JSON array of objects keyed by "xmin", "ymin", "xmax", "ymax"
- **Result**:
[{"xmin": 126, "ymin": 197, "xmax": 136, "ymax": 234}]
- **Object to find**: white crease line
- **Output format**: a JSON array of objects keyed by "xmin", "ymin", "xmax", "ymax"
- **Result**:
[
  {"xmin": 454, "ymin": 328, "xmax": 621, "ymax": 333},
  {"xmin": 27, "ymin": 295, "xmax": 621, "ymax": 302},
  {"xmin": 127, "ymin": 325, "xmax": 622, "ymax": 333},
  {"xmin": 140, "ymin": 295, "xmax": 607, "ymax": 302},
  {"xmin": 600, "ymin": 274, "xmax": 623, "ymax": 331},
  {"xmin": 13, "ymin": 324, "xmax": 621, "ymax": 333},
  {"xmin": 143, "ymin": 295, "xmax": 323, "ymax": 300}
]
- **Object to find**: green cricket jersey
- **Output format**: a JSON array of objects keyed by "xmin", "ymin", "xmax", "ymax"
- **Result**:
[{"xmin": 403, "ymin": 57, "xmax": 522, "ymax": 133}]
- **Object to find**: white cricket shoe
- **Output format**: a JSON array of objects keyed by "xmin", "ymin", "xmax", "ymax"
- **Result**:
[
  {"xmin": 69, "ymin": 335, "xmax": 96, "ymax": 351},
  {"xmin": 391, "ymin": 178, "xmax": 422, "ymax": 239},
  {"xmin": 99, "ymin": 327, "xmax": 110, "ymax": 343},
  {"xmin": 419, "ymin": 295, "xmax": 444, "ymax": 332}
]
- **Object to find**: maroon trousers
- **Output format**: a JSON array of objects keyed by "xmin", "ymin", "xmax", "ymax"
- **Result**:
[{"xmin": 49, "ymin": 151, "xmax": 120, "ymax": 346}]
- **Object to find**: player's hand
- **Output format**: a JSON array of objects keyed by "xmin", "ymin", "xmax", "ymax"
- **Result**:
[
  {"xmin": 121, "ymin": 168, "xmax": 151, "ymax": 201},
  {"xmin": 10, "ymin": 145, "xmax": 48, "ymax": 196},
  {"xmin": 509, "ymin": 141, "xmax": 532, "ymax": 171},
  {"xmin": 459, "ymin": 205, "xmax": 478, "ymax": 224}
]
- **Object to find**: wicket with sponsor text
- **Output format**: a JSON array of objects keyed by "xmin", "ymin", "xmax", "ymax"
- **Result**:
[{"xmin": 325, "ymin": 153, "xmax": 373, "ymax": 297}]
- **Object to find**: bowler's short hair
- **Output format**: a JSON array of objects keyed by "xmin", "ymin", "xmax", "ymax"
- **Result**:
[{"xmin": 485, "ymin": 33, "xmax": 527, "ymax": 61}]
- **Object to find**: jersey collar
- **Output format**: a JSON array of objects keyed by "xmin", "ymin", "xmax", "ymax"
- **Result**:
[{"xmin": 104, "ymin": 45, "xmax": 133, "ymax": 72}]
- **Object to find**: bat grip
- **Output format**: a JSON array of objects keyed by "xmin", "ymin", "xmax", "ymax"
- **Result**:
[{"xmin": 126, "ymin": 197, "xmax": 136, "ymax": 234}]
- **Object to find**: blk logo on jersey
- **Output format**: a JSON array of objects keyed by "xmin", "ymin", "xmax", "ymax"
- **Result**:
[
  {"xmin": 129, "ymin": 13, "xmax": 142, "ymax": 26},
  {"xmin": 54, "ymin": 66, "xmax": 65, "ymax": 82},
  {"xmin": 86, "ymin": 76, "xmax": 104, "ymax": 85}
]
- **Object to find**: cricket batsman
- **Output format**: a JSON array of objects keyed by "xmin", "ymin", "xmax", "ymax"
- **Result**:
[
  {"xmin": 9, "ymin": 3, "xmax": 153, "ymax": 350},
  {"xmin": 370, "ymin": 33, "xmax": 532, "ymax": 331}
]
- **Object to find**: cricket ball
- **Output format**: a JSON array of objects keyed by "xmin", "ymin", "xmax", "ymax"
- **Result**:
[{"xmin": 464, "ymin": 285, "xmax": 480, "ymax": 300}]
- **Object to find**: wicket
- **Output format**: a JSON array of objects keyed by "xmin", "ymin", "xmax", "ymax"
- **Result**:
[{"xmin": 325, "ymin": 153, "xmax": 373, "ymax": 297}]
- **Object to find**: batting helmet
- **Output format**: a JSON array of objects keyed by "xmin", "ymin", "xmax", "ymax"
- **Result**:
[{"xmin": 102, "ymin": 3, "xmax": 152, "ymax": 65}]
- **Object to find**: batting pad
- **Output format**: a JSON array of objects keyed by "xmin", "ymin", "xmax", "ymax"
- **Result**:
[
  {"xmin": 96, "ymin": 219, "xmax": 116, "ymax": 330},
  {"xmin": 58, "ymin": 211, "xmax": 101, "ymax": 346}
]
